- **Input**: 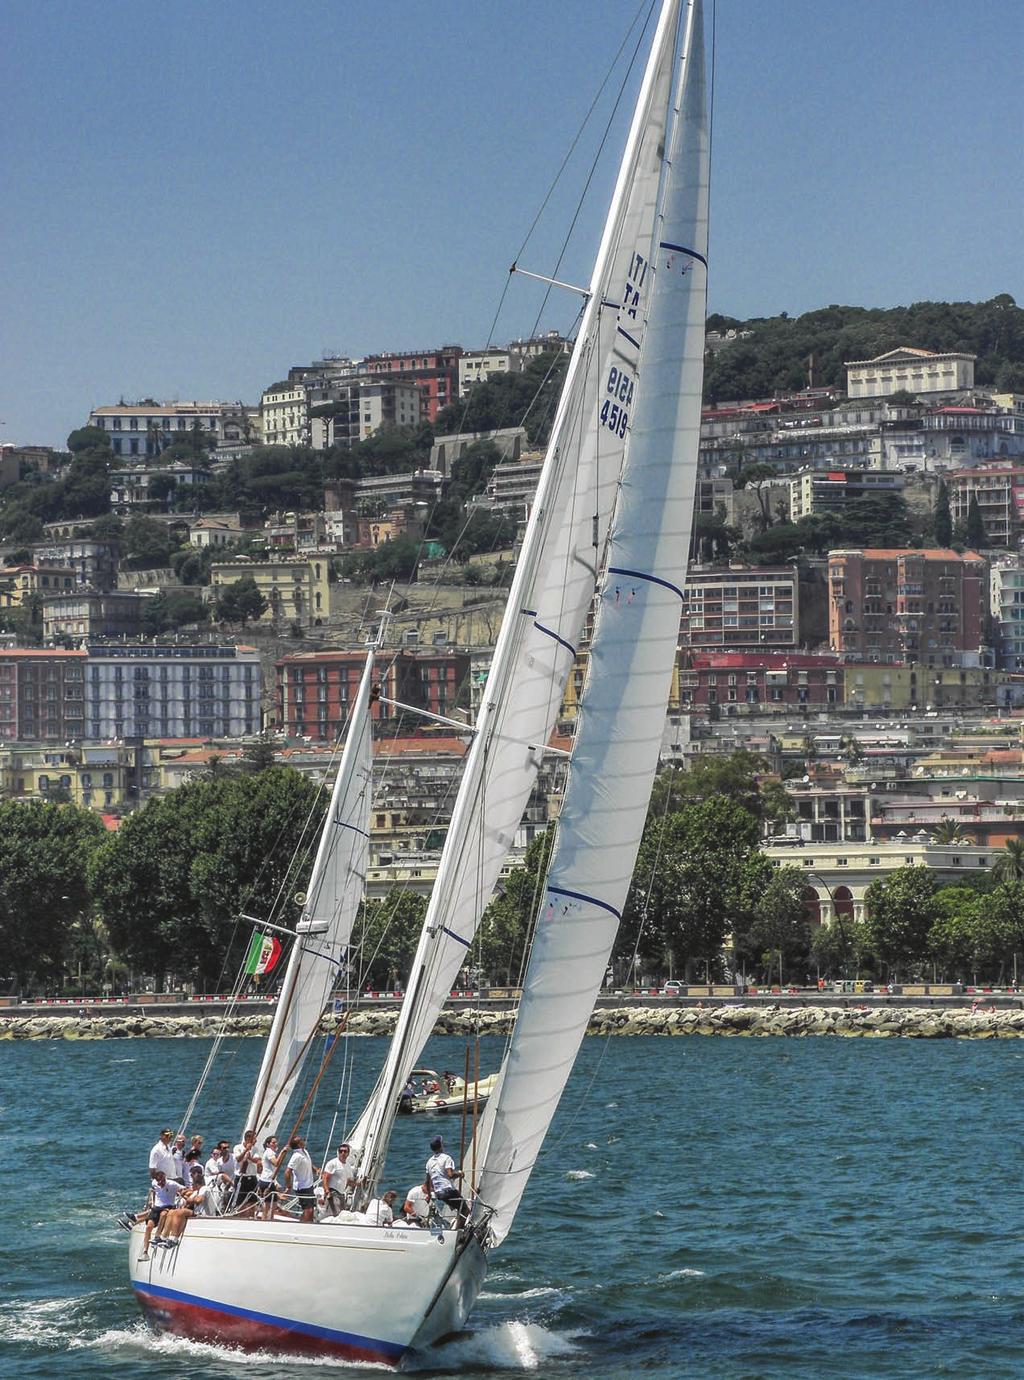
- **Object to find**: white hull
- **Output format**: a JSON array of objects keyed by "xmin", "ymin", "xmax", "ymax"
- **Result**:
[{"xmin": 128, "ymin": 1217, "xmax": 487, "ymax": 1366}]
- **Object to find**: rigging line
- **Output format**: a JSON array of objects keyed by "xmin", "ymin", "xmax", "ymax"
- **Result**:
[
  {"xmin": 434, "ymin": 1, "xmax": 650, "ymax": 459},
  {"xmin": 526, "ymin": 1, "xmax": 657, "ymax": 344},
  {"xmin": 625, "ymin": 729, "xmax": 680, "ymax": 989}
]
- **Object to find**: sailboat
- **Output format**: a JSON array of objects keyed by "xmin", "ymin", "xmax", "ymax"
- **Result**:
[{"xmin": 127, "ymin": 0, "xmax": 708, "ymax": 1362}]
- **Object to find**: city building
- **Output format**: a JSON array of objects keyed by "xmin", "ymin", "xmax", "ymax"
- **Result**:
[
  {"xmin": 0, "ymin": 649, "xmax": 87, "ymax": 742},
  {"xmin": 260, "ymin": 384, "xmax": 308, "ymax": 447},
  {"xmin": 109, "ymin": 459, "xmax": 213, "ymax": 511},
  {"xmin": 678, "ymin": 652, "xmax": 844, "ymax": 713},
  {"xmin": 0, "ymin": 564, "xmax": 79, "ymax": 609},
  {"xmin": 788, "ymin": 468, "xmax": 904, "ymax": 521},
  {"xmin": 87, "ymin": 402, "xmax": 243, "ymax": 456},
  {"xmin": 188, "ymin": 515, "xmax": 245, "ymax": 550},
  {"xmin": 308, "ymin": 378, "xmax": 421, "ymax": 449},
  {"xmin": 920, "ymin": 408, "xmax": 1024, "ymax": 470},
  {"xmin": 430, "ymin": 427, "xmax": 526, "ymax": 477},
  {"xmin": 842, "ymin": 663, "xmax": 1024, "ymax": 711},
  {"xmin": 947, "ymin": 461, "xmax": 1024, "ymax": 547},
  {"xmin": 0, "ymin": 742, "xmax": 141, "ymax": 810},
  {"xmin": 209, "ymin": 558, "xmax": 331, "ymax": 627},
  {"xmin": 989, "ymin": 558, "xmax": 1024, "ymax": 670},
  {"xmin": 483, "ymin": 457, "xmax": 544, "ymax": 517},
  {"xmin": 32, "ymin": 538, "xmax": 120, "ymax": 590},
  {"xmin": 682, "ymin": 567, "xmax": 799, "ymax": 651},
  {"xmin": 84, "ymin": 644, "xmax": 262, "ymax": 740},
  {"xmin": 828, "ymin": 548, "xmax": 987, "ymax": 667},
  {"xmin": 362, "ymin": 346, "xmax": 462, "ymax": 422},
  {"xmin": 458, "ymin": 348, "xmax": 525, "ymax": 396},
  {"xmin": 844, "ymin": 347, "xmax": 976, "ymax": 400},
  {"xmin": 276, "ymin": 649, "xmax": 471, "ymax": 741},
  {"xmin": 0, "ymin": 444, "xmax": 61, "ymax": 488},
  {"xmin": 42, "ymin": 590, "xmax": 154, "ymax": 642}
]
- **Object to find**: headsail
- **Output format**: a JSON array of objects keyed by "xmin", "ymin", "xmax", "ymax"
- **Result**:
[
  {"xmin": 245, "ymin": 649, "xmax": 376, "ymax": 1137},
  {"xmin": 474, "ymin": 0, "xmax": 709, "ymax": 1244},
  {"xmin": 349, "ymin": 0, "xmax": 685, "ymax": 1187}
]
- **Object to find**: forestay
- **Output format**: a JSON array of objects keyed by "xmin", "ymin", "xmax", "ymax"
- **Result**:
[
  {"xmin": 349, "ymin": 0, "xmax": 685, "ymax": 1186},
  {"xmin": 245, "ymin": 650, "xmax": 376, "ymax": 1138},
  {"xmin": 474, "ymin": 0, "xmax": 709, "ymax": 1245}
]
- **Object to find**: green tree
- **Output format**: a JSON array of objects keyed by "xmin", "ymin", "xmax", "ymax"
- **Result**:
[
  {"xmin": 933, "ymin": 480, "xmax": 953, "ymax": 547},
  {"xmin": 648, "ymin": 751, "xmax": 770, "ymax": 819},
  {"xmin": 864, "ymin": 866, "xmax": 939, "ymax": 980},
  {"xmin": 928, "ymin": 886, "xmax": 984, "ymax": 978},
  {"xmin": 355, "ymin": 890, "xmax": 427, "ymax": 989},
  {"xmin": 477, "ymin": 831, "xmax": 553, "ymax": 984},
  {"xmin": 991, "ymin": 838, "xmax": 1024, "ymax": 884},
  {"xmin": 0, "ymin": 801, "xmax": 105, "ymax": 990},
  {"xmin": 965, "ymin": 494, "xmax": 986, "ymax": 549},
  {"xmin": 732, "ymin": 864, "xmax": 810, "ymax": 984},
  {"xmin": 122, "ymin": 515, "xmax": 175, "ymax": 569},
  {"xmin": 141, "ymin": 590, "xmax": 209, "ymax": 636},
  {"xmin": 89, "ymin": 767, "xmax": 324, "ymax": 988},
  {"xmin": 930, "ymin": 817, "xmax": 971, "ymax": 845},
  {"xmin": 215, "ymin": 575, "xmax": 268, "ymax": 625}
]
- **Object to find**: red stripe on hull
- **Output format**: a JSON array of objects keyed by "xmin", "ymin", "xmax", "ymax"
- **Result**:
[{"xmin": 136, "ymin": 1290, "xmax": 402, "ymax": 1367}]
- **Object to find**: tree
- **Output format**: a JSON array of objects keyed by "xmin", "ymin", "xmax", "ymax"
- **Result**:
[
  {"xmin": 122, "ymin": 516, "xmax": 175, "ymax": 569},
  {"xmin": 477, "ymin": 831, "xmax": 553, "ymax": 984},
  {"xmin": 355, "ymin": 890, "xmax": 427, "ymax": 989},
  {"xmin": 965, "ymin": 494, "xmax": 986, "ymax": 549},
  {"xmin": 863, "ymin": 866, "xmax": 939, "ymax": 980},
  {"xmin": 620, "ymin": 797, "xmax": 762, "ymax": 979},
  {"xmin": 933, "ymin": 480, "xmax": 953, "ymax": 547},
  {"xmin": 991, "ymin": 838, "xmax": 1024, "ymax": 884},
  {"xmin": 928, "ymin": 886, "xmax": 984, "ymax": 978},
  {"xmin": 648, "ymin": 751, "xmax": 769, "ymax": 820},
  {"xmin": 242, "ymin": 734, "xmax": 278, "ymax": 773},
  {"xmin": 89, "ymin": 767, "xmax": 324, "ymax": 988},
  {"xmin": 0, "ymin": 801, "xmax": 105, "ymax": 990},
  {"xmin": 732, "ymin": 864, "xmax": 810, "ymax": 984},
  {"xmin": 141, "ymin": 590, "xmax": 209, "ymax": 636},
  {"xmin": 930, "ymin": 817, "xmax": 971, "ymax": 845},
  {"xmin": 215, "ymin": 576, "xmax": 268, "ymax": 626}
]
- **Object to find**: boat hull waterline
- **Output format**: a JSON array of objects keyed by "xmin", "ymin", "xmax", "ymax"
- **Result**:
[{"xmin": 129, "ymin": 1218, "xmax": 487, "ymax": 1366}]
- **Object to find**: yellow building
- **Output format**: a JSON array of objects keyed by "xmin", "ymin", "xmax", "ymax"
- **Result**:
[
  {"xmin": 844, "ymin": 664, "xmax": 1024, "ymax": 711},
  {"xmin": 0, "ymin": 564, "xmax": 78, "ymax": 609},
  {"xmin": 0, "ymin": 743, "xmax": 136, "ymax": 810},
  {"xmin": 210, "ymin": 558, "xmax": 331, "ymax": 626}
]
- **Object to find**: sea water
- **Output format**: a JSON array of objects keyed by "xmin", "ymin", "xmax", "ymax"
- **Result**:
[{"xmin": 2, "ymin": 1032, "xmax": 1024, "ymax": 1379}]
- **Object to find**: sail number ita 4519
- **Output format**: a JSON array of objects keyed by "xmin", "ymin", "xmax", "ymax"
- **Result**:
[{"xmin": 601, "ymin": 365, "xmax": 635, "ymax": 438}]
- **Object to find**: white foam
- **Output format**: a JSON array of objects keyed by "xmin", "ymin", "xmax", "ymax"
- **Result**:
[
  {"xmin": 76, "ymin": 1321, "xmax": 384, "ymax": 1369},
  {"xmin": 479, "ymin": 1286, "xmax": 563, "ymax": 1301},
  {"xmin": 565, "ymin": 1169, "xmax": 595, "ymax": 1181},
  {"xmin": 658, "ymin": 1267, "xmax": 706, "ymax": 1281},
  {"xmin": 411, "ymin": 1320, "xmax": 580, "ymax": 1371},
  {"xmin": 585, "ymin": 1142, "xmax": 598, "ymax": 1149}
]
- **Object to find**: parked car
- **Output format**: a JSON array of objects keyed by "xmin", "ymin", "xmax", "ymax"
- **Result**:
[{"xmin": 661, "ymin": 981, "xmax": 683, "ymax": 997}]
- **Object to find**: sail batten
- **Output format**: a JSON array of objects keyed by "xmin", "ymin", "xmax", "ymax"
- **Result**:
[
  {"xmin": 244, "ymin": 649, "xmax": 376, "ymax": 1138},
  {"xmin": 475, "ymin": 0, "xmax": 709, "ymax": 1245}
]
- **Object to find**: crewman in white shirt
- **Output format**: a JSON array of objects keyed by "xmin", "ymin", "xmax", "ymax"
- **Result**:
[
  {"xmin": 321, "ymin": 1142, "xmax": 358, "ymax": 1217},
  {"xmin": 363, "ymin": 1189, "xmax": 398, "ymax": 1226},
  {"xmin": 284, "ymin": 1135, "xmax": 318, "ymax": 1223},
  {"xmin": 148, "ymin": 1128, "xmax": 177, "ymax": 1180},
  {"xmin": 402, "ymin": 1178, "xmax": 432, "ymax": 1226},
  {"xmin": 425, "ymin": 1134, "xmax": 466, "ymax": 1214}
]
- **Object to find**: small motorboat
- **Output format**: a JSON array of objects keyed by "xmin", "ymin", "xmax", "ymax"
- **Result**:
[{"xmin": 397, "ymin": 1066, "xmax": 498, "ymax": 1115}]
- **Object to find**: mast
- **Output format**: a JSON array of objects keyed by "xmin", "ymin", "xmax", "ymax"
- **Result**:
[
  {"xmin": 245, "ymin": 646, "xmax": 376, "ymax": 1137},
  {"xmin": 475, "ymin": 0, "xmax": 709, "ymax": 1245},
  {"xmin": 349, "ymin": 0, "xmax": 684, "ymax": 1192}
]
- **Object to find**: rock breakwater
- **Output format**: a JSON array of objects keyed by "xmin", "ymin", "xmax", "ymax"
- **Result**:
[{"xmin": 3, "ymin": 1005, "xmax": 1024, "ymax": 1040}]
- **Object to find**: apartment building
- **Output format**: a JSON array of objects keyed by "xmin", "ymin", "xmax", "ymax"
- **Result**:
[
  {"xmin": 308, "ymin": 379, "xmax": 421, "ymax": 449},
  {"xmin": 87, "ymin": 402, "xmax": 241, "ymax": 457},
  {"xmin": 32, "ymin": 538, "xmax": 120, "ymax": 590},
  {"xmin": 84, "ymin": 644, "xmax": 262, "ymax": 740},
  {"xmin": 361, "ymin": 346, "xmax": 462, "ymax": 422},
  {"xmin": 990, "ymin": 558, "xmax": 1024, "ymax": 669},
  {"xmin": 209, "ymin": 558, "xmax": 330, "ymax": 627},
  {"xmin": 42, "ymin": 590, "xmax": 153, "ymax": 642},
  {"xmin": 679, "ymin": 652, "xmax": 844, "ymax": 712},
  {"xmin": 788, "ymin": 468, "xmax": 904, "ymax": 521},
  {"xmin": 682, "ymin": 567, "xmax": 800, "ymax": 651},
  {"xmin": 0, "ymin": 649, "xmax": 87, "ymax": 742},
  {"xmin": 0, "ymin": 564, "xmax": 78, "ymax": 608},
  {"xmin": 276, "ymin": 649, "xmax": 471, "ymax": 741},
  {"xmin": 947, "ymin": 461, "xmax": 1024, "ymax": 547},
  {"xmin": 844, "ymin": 347, "xmax": 976, "ymax": 400},
  {"xmin": 260, "ymin": 384, "xmax": 308, "ymax": 447},
  {"xmin": 458, "ymin": 348, "xmax": 525, "ymax": 396},
  {"xmin": 828, "ymin": 548, "xmax": 987, "ymax": 667}
]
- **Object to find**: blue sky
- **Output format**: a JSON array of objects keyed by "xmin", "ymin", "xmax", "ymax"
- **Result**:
[{"xmin": 3, "ymin": 0, "xmax": 1021, "ymax": 447}]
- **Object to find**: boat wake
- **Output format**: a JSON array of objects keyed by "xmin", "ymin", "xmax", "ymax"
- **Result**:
[
  {"xmin": 78, "ymin": 1323, "xmax": 387, "ymax": 1371},
  {"xmin": 409, "ymin": 1320, "xmax": 581, "ymax": 1372}
]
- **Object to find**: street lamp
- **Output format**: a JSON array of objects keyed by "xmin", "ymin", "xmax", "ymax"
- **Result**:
[{"xmin": 805, "ymin": 869, "xmax": 851, "ymax": 982}]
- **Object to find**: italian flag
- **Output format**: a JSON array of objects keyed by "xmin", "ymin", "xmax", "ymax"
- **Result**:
[{"xmin": 244, "ymin": 931, "xmax": 282, "ymax": 977}]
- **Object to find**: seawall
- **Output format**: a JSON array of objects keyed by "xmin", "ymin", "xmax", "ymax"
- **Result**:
[{"xmin": 4, "ymin": 1005, "xmax": 1024, "ymax": 1040}]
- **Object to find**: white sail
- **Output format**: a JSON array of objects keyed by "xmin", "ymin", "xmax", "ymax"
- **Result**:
[
  {"xmin": 349, "ymin": 0, "xmax": 685, "ymax": 1185},
  {"xmin": 245, "ymin": 651, "xmax": 375, "ymax": 1137},
  {"xmin": 475, "ymin": 0, "xmax": 709, "ymax": 1245}
]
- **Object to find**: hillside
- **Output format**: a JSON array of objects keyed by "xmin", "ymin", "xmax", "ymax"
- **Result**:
[{"xmin": 703, "ymin": 294, "xmax": 1024, "ymax": 405}]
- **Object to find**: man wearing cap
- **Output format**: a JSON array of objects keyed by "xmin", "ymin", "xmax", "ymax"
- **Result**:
[
  {"xmin": 425, "ymin": 1134, "xmax": 465, "ymax": 1213},
  {"xmin": 321, "ymin": 1141, "xmax": 358, "ymax": 1217}
]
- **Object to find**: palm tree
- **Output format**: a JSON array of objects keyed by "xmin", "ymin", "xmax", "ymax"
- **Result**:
[
  {"xmin": 931, "ymin": 817, "xmax": 970, "ymax": 846},
  {"xmin": 992, "ymin": 837, "xmax": 1024, "ymax": 883}
]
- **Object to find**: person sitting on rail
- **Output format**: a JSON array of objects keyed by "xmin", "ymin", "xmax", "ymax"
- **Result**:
[
  {"xmin": 155, "ymin": 1165, "xmax": 217, "ymax": 1247},
  {"xmin": 130, "ymin": 1170, "xmax": 183, "ymax": 1260}
]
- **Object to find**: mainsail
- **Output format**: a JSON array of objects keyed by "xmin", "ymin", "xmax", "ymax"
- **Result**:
[
  {"xmin": 475, "ymin": 0, "xmax": 709, "ymax": 1244},
  {"xmin": 245, "ymin": 649, "xmax": 376, "ymax": 1137},
  {"xmin": 350, "ymin": 0, "xmax": 685, "ymax": 1186}
]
